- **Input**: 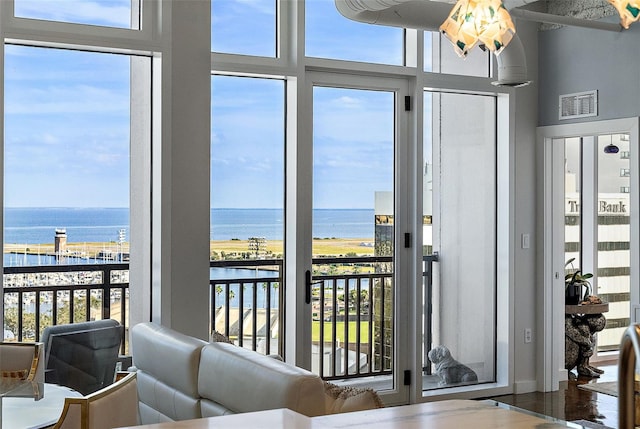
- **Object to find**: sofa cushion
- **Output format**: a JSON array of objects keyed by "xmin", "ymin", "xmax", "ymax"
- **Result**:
[
  {"xmin": 137, "ymin": 371, "xmax": 201, "ymax": 423},
  {"xmin": 323, "ymin": 381, "xmax": 384, "ymax": 414},
  {"xmin": 198, "ymin": 342, "xmax": 325, "ymax": 417}
]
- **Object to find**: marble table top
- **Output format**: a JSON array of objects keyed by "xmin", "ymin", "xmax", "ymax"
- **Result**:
[
  {"xmin": 117, "ymin": 399, "xmax": 585, "ymax": 429},
  {"xmin": 2, "ymin": 383, "xmax": 81, "ymax": 429}
]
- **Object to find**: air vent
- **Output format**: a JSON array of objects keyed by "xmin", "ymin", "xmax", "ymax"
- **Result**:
[{"xmin": 559, "ymin": 90, "xmax": 597, "ymax": 120}]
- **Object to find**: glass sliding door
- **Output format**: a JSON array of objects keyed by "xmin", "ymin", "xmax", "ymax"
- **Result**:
[
  {"xmin": 308, "ymin": 74, "xmax": 408, "ymax": 403},
  {"xmin": 422, "ymin": 91, "xmax": 497, "ymax": 391},
  {"xmin": 562, "ymin": 133, "xmax": 631, "ymax": 354},
  {"xmin": 596, "ymin": 133, "xmax": 630, "ymax": 351}
]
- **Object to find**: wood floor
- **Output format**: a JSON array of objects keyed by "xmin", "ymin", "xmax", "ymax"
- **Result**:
[{"xmin": 489, "ymin": 363, "xmax": 618, "ymax": 428}]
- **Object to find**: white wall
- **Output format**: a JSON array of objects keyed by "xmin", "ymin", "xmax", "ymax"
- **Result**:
[
  {"xmin": 512, "ymin": 17, "xmax": 540, "ymax": 393},
  {"xmin": 538, "ymin": 16, "xmax": 640, "ymax": 126}
]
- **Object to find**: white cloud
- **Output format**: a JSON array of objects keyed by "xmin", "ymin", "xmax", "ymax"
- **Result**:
[
  {"xmin": 332, "ymin": 96, "xmax": 363, "ymax": 108},
  {"xmin": 41, "ymin": 133, "xmax": 60, "ymax": 145}
]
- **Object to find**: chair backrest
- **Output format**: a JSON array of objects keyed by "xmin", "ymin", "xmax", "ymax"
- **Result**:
[
  {"xmin": 41, "ymin": 319, "xmax": 121, "ymax": 362},
  {"xmin": 0, "ymin": 342, "xmax": 44, "ymax": 382},
  {"xmin": 53, "ymin": 372, "xmax": 139, "ymax": 429},
  {"xmin": 45, "ymin": 323, "xmax": 124, "ymax": 395},
  {"xmin": 0, "ymin": 342, "xmax": 44, "ymax": 398}
]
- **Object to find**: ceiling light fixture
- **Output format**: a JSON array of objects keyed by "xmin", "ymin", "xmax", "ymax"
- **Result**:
[
  {"xmin": 440, "ymin": 0, "xmax": 516, "ymax": 58},
  {"xmin": 608, "ymin": 0, "xmax": 640, "ymax": 29},
  {"xmin": 604, "ymin": 143, "xmax": 620, "ymax": 154}
]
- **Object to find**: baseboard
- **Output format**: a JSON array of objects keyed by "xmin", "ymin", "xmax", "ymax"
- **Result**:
[
  {"xmin": 558, "ymin": 369, "xmax": 568, "ymax": 382},
  {"xmin": 513, "ymin": 380, "xmax": 538, "ymax": 394}
]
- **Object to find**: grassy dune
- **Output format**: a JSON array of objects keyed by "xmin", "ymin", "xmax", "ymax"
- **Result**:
[
  {"xmin": 211, "ymin": 238, "xmax": 374, "ymax": 257},
  {"xmin": 5, "ymin": 238, "xmax": 375, "ymax": 258}
]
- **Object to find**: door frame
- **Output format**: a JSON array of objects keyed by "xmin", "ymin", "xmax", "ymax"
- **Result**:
[
  {"xmin": 286, "ymin": 71, "xmax": 413, "ymax": 406},
  {"xmin": 538, "ymin": 117, "xmax": 640, "ymax": 391}
]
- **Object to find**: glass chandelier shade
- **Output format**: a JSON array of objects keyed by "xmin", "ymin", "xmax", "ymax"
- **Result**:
[
  {"xmin": 608, "ymin": 0, "xmax": 640, "ymax": 29},
  {"xmin": 440, "ymin": 0, "xmax": 516, "ymax": 58}
]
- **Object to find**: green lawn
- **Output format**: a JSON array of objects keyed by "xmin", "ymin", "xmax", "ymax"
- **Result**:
[{"xmin": 311, "ymin": 320, "xmax": 370, "ymax": 343}]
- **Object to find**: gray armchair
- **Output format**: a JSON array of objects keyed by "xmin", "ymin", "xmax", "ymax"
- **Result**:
[{"xmin": 42, "ymin": 319, "xmax": 123, "ymax": 395}]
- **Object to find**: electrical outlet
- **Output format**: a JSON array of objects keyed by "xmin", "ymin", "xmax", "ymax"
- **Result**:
[{"xmin": 524, "ymin": 328, "xmax": 532, "ymax": 343}]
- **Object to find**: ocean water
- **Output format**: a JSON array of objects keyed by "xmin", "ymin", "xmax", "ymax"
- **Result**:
[
  {"xmin": 3, "ymin": 207, "xmax": 375, "ymax": 268},
  {"xmin": 3, "ymin": 208, "xmax": 374, "ymax": 309},
  {"xmin": 4, "ymin": 207, "xmax": 375, "ymax": 244},
  {"xmin": 4, "ymin": 207, "xmax": 129, "ymax": 245},
  {"xmin": 211, "ymin": 208, "xmax": 374, "ymax": 240}
]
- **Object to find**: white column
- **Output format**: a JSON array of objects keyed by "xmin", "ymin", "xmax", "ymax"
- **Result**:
[{"xmin": 152, "ymin": 0, "xmax": 211, "ymax": 339}]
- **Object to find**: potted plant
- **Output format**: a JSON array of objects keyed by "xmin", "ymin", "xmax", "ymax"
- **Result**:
[{"xmin": 565, "ymin": 258, "xmax": 593, "ymax": 305}]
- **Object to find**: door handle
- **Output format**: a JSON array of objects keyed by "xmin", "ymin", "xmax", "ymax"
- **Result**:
[
  {"xmin": 305, "ymin": 270, "xmax": 323, "ymax": 304},
  {"xmin": 305, "ymin": 270, "xmax": 312, "ymax": 304}
]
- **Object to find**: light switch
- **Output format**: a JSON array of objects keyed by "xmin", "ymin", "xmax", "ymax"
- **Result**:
[{"xmin": 521, "ymin": 233, "xmax": 530, "ymax": 249}]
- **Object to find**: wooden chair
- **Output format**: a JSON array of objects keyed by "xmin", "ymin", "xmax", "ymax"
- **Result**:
[{"xmin": 53, "ymin": 372, "xmax": 138, "ymax": 429}]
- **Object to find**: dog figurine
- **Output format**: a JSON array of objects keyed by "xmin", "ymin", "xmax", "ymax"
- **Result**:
[{"xmin": 428, "ymin": 345, "xmax": 478, "ymax": 386}]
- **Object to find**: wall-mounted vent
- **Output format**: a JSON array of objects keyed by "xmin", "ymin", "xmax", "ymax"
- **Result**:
[{"xmin": 559, "ymin": 90, "xmax": 598, "ymax": 120}]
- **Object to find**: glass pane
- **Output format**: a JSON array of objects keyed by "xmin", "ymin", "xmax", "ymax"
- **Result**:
[
  {"xmin": 423, "ymin": 91, "xmax": 496, "ymax": 390},
  {"xmin": 306, "ymin": 0, "xmax": 403, "ymax": 65},
  {"xmin": 210, "ymin": 76, "xmax": 284, "ymax": 355},
  {"xmin": 427, "ymin": 33, "xmax": 491, "ymax": 77},
  {"xmin": 311, "ymin": 87, "xmax": 395, "ymax": 388},
  {"xmin": 565, "ymin": 137, "xmax": 582, "ymax": 278},
  {"xmin": 596, "ymin": 133, "xmax": 630, "ymax": 351},
  {"xmin": 14, "ymin": 0, "xmax": 136, "ymax": 29},
  {"xmin": 4, "ymin": 45, "xmax": 131, "ymax": 340},
  {"xmin": 212, "ymin": 0, "xmax": 276, "ymax": 57}
]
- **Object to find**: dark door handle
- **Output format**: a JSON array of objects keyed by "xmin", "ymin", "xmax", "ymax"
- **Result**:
[
  {"xmin": 305, "ymin": 270, "xmax": 323, "ymax": 304},
  {"xmin": 305, "ymin": 270, "xmax": 312, "ymax": 304}
]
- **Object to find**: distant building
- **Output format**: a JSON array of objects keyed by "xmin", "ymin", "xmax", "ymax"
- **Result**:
[{"xmin": 54, "ymin": 228, "xmax": 67, "ymax": 255}]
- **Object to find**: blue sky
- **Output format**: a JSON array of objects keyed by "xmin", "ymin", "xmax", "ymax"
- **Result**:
[{"xmin": 5, "ymin": 0, "xmax": 403, "ymax": 209}]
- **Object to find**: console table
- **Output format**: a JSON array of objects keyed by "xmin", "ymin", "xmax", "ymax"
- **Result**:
[{"xmin": 117, "ymin": 400, "xmax": 589, "ymax": 428}]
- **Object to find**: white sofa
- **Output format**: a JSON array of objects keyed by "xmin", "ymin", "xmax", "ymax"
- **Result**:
[{"xmin": 130, "ymin": 322, "xmax": 328, "ymax": 424}]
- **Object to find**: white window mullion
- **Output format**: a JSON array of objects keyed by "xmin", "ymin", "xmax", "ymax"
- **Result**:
[{"xmin": 582, "ymin": 136, "xmax": 598, "ymax": 286}]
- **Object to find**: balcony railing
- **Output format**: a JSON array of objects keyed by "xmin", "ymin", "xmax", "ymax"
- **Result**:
[
  {"xmin": 311, "ymin": 255, "xmax": 393, "ymax": 380},
  {"xmin": 210, "ymin": 255, "xmax": 437, "ymax": 381},
  {"xmin": 210, "ymin": 259, "xmax": 283, "ymax": 356},
  {"xmin": 3, "ymin": 263, "xmax": 129, "ymax": 354},
  {"xmin": 4, "ymin": 255, "xmax": 436, "ymax": 382}
]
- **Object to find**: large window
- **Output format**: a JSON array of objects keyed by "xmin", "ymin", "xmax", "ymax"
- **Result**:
[
  {"xmin": 4, "ymin": 45, "xmax": 132, "ymax": 340},
  {"xmin": 423, "ymin": 91, "xmax": 497, "ymax": 390},
  {"xmin": 210, "ymin": 75, "xmax": 285, "ymax": 354}
]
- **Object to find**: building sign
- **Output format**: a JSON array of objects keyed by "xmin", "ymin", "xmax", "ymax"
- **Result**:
[{"xmin": 566, "ymin": 197, "xmax": 628, "ymax": 215}]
